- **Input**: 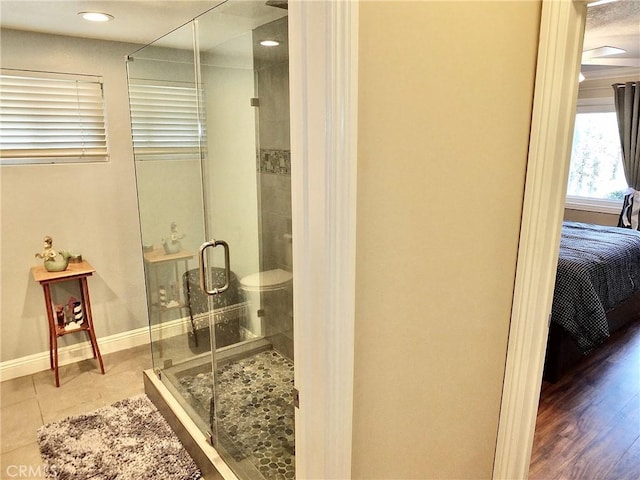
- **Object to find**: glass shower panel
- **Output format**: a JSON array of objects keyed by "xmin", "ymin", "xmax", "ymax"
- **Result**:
[
  {"xmin": 126, "ymin": 22, "xmax": 215, "ymax": 435},
  {"xmin": 128, "ymin": 2, "xmax": 294, "ymax": 478}
]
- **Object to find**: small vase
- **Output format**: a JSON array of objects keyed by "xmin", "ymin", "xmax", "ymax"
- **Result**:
[
  {"xmin": 55, "ymin": 305, "xmax": 65, "ymax": 328},
  {"xmin": 163, "ymin": 241, "xmax": 181, "ymax": 255}
]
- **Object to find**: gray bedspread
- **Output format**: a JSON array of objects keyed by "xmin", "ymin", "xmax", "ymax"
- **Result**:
[{"xmin": 552, "ymin": 222, "xmax": 640, "ymax": 353}]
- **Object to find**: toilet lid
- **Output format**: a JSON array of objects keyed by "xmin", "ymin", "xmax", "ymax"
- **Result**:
[{"xmin": 240, "ymin": 268, "xmax": 293, "ymax": 291}]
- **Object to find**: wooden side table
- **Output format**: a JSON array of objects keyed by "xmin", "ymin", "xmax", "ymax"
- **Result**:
[{"xmin": 31, "ymin": 260, "xmax": 105, "ymax": 387}]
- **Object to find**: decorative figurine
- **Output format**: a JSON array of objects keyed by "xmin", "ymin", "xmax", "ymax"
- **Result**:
[
  {"xmin": 35, "ymin": 236, "xmax": 71, "ymax": 272},
  {"xmin": 55, "ymin": 304, "xmax": 65, "ymax": 328},
  {"xmin": 162, "ymin": 222, "xmax": 185, "ymax": 254},
  {"xmin": 69, "ymin": 296, "xmax": 84, "ymax": 326},
  {"xmin": 35, "ymin": 236, "xmax": 57, "ymax": 262}
]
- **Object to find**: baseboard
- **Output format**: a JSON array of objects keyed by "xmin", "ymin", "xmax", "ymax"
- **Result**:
[{"xmin": 0, "ymin": 317, "xmax": 191, "ymax": 382}]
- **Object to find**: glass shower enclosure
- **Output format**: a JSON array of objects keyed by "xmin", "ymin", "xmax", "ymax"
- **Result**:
[{"xmin": 126, "ymin": 2, "xmax": 294, "ymax": 479}]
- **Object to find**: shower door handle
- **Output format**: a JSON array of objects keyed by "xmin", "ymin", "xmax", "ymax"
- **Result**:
[{"xmin": 198, "ymin": 239, "xmax": 231, "ymax": 296}]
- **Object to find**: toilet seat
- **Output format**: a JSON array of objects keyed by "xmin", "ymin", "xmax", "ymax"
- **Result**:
[{"xmin": 239, "ymin": 268, "xmax": 293, "ymax": 292}]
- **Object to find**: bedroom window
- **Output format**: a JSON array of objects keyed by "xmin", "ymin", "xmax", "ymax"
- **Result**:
[
  {"xmin": 565, "ymin": 100, "xmax": 626, "ymax": 213},
  {"xmin": 128, "ymin": 81, "xmax": 203, "ymax": 161},
  {"xmin": 0, "ymin": 69, "xmax": 108, "ymax": 165}
]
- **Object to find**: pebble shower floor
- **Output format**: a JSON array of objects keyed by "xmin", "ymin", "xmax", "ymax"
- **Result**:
[{"xmin": 177, "ymin": 350, "xmax": 295, "ymax": 480}]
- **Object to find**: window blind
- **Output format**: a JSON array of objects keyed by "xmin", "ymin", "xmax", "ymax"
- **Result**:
[
  {"xmin": 128, "ymin": 82, "xmax": 204, "ymax": 161},
  {"xmin": 0, "ymin": 70, "xmax": 108, "ymax": 165}
]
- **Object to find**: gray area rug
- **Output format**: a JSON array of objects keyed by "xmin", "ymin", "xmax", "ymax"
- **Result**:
[{"xmin": 38, "ymin": 394, "xmax": 202, "ymax": 480}]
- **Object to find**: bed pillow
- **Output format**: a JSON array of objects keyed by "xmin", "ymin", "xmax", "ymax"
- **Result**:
[{"xmin": 618, "ymin": 190, "xmax": 640, "ymax": 231}]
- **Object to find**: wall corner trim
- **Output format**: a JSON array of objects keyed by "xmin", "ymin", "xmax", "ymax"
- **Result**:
[{"xmin": 289, "ymin": 0, "xmax": 359, "ymax": 478}]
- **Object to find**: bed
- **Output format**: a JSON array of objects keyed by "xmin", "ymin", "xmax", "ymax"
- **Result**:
[{"xmin": 543, "ymin": 221, "xmax": 640, "ymax": 382}]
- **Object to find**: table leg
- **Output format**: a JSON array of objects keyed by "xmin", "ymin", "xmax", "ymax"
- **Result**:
[
  {"xmin": 180, "ymin": 258, "xmax": 188, "ymax": 305},
  {"xmin": 81, "ymin": 282, "xmax": 98, "ymax": 359},
  {"xmin": 80, "ymin": 278, "xmax": 105, "ymax": 375},
  {"xmin": 52, "ymin": 329, "xmax": 60, "ymax": 387},
  {"xmin": 41, "ymin": 284, "xmax": 56, "ymax": 374},
  {"xmin": 49, "ymin": 327, "xmax": 53, "ymax": 370}
]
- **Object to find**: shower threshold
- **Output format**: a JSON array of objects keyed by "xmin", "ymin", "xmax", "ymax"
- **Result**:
[
  {"xmin": 144, "ymin": 368, "xmax": 237, "ymax": 480},
  {"xmin": 144, "ymin": 337, "xmax": 287, "ymax": 480}
]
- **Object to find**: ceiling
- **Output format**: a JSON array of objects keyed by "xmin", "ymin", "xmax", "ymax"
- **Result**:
[
  {"xmin": 0, "ymin": 0, "xmax": 638, "ymax": 72},
  {"xmin": 583, "ymin": 0, "xmax": 640, "ymax": 73},
  {"xmin": 0, "ymin": 0, "xmax": 226, "ymax": 48}
]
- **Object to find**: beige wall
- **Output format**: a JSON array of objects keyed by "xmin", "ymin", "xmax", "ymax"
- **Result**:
[
  {"xmin": 0, "ymin": 30, "xmax": 148, "ymax": 362},
  {"xmin": 564, "ymin": 209, "xmax": 619, "ymax": 226},
  {"xmin": 352, "ymin": 2, "xmax": 541, "ymax": 478}
]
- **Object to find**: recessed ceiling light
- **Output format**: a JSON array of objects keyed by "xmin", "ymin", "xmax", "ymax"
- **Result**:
[
  {"xmin": 582, "ymin": 46, "xmax": 626, "ymax": 63},
  {"xmin": 260, "ymin": 40, "xmax": 279, "ymax": 47},
  {"xmin": 78, "ymin": 12, "xmax": 114, "ymax": 22}
]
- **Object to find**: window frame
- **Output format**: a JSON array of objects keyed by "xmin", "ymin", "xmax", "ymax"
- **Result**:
[
  {"xmin": 0, "ymin": 68, "xmax": 109, "ymax": 166},
  {"xmin": 565, "ymin": 96, "xmax": 624, "ymax": 213}
]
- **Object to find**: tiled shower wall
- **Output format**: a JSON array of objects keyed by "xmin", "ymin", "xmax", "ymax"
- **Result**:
[{"xmin": 253, "ymin": 17, "xmax": 293, "ymax": 361}]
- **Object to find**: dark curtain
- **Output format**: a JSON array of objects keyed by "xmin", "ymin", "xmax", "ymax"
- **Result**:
[{"xmin": 614, "ymin": 81, "xmax": 640, "ymax": 230}]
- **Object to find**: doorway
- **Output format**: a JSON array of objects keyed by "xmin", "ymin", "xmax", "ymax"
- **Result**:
[{"xmin": 495, "ymin": 0, "xmax": 640, "ymax": 477}]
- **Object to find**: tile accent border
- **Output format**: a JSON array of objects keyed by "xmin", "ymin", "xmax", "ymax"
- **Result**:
[{"xmin": 258, "ymin": 149, "xmax": 291, "ymax": 175}]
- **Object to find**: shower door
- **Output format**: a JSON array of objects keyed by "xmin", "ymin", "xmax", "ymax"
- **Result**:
[
  {"xmin": 128, "ymin": 2, "xmax": 294, "ymax": 479},
  {"xmin": 198, "ymin": 5, "xmax": 294, "ymax": 479}
]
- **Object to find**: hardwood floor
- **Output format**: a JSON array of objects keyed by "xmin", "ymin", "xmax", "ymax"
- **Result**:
[{"xmin": 529, "ymin": 321, "xmax": 640, "ymax": 480}]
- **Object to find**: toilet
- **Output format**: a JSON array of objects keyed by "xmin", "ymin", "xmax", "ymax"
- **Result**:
[{"xmin": 239, "ymin": 268, "xmax": 293, "ymax": 336}]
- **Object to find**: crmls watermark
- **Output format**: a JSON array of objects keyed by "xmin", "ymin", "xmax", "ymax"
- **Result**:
[{"xmin": 4, "ymin": 464, "xmax": 59, "ymax": 478}]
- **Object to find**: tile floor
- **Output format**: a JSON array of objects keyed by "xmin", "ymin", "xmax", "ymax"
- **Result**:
[
  {"xmin": 176, "ymin": 350, "xmax": 295, "ymax": 480},
  {"xmin": 0, "ymin": 344, "xmax": 152, "ymax": 479}
]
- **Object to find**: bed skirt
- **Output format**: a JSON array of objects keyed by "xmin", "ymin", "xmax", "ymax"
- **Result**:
[{"xmin": 543, "ymin": 289, "xmax": 640, "ymax": 382}]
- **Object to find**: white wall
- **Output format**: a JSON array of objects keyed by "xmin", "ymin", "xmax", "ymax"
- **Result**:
[
  {"xmin": 129, "ymin": 33, "xmax": 260, "ymax": 283},
  {"xmin": 578, "ymin": 68, "xmax": 640, "ymax": 102},
  {"xmin": 0, "ymin": 29, "xmax": 148, "ymax": 362},
  {"xmin": 134, "ymin": 160, "xmax": 207, "ymax": 256},
  {"xmin": 126, "ymin": 46, "xmax": 205, "ymax": 257},
  {"xmin": 202, "ymin": 60, "xmax": 260, "ymax": 281}
]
